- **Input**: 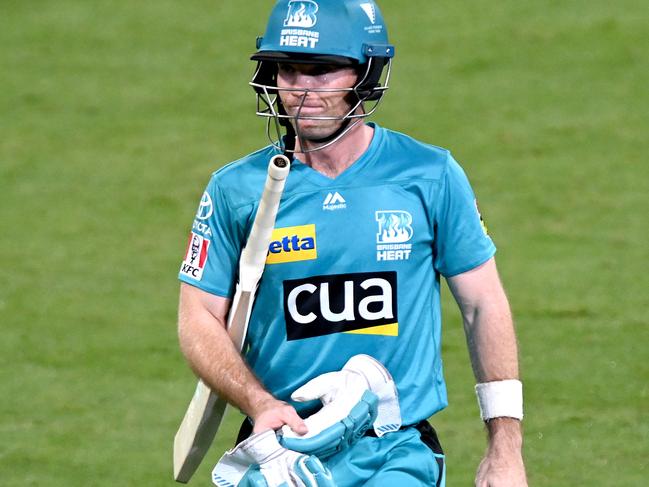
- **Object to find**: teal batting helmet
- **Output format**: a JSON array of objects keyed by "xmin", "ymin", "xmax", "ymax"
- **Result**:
[
  {"xmin": 249, "ymin": 0, "xmax": 395, "ymax": 153},
  {"xmin": 252, "ymin": 0, "xmax": 394, "ymax": 65}
]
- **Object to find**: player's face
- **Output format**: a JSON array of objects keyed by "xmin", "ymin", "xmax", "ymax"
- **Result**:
[{"xmin": 276, "ymin": 63, "xmax": 359, "ymax": 141}]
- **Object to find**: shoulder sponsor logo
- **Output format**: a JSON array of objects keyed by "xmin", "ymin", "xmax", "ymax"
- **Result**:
[
  {"xmin": 283, "ymin": 271, "xmax": 398, "ymax": 340},
  {"xmin": 192, "ymin": 219, "xmax": 212, "ymax": 237},
  {"xmin": 180, "ymin": 232, "xmax": 210, "ymax": 280},
  {"xmin": 195, "ymin": 192, "xmax": 213, "ymax": 220},
  {"xmin": 281, "ymin": 1, "xmax": 320, "ymax": 48},
  {"xmin": 376, "ymin": 210, "xmax": 413, "ymax": 261},
  {"xmin": 266, "ymin": 224, "xmax": 317, "ymax": 264},
  {"xmin": 322, "ymin": 192, "xmax": 346, "ymax": 211},
  {"xmin": 475, "ymin": 199, "xmax": 489, "ymax": 236}
]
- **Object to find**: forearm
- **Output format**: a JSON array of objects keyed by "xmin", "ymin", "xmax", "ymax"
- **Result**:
[
  {"xmin": 177, "ymin": 288, "xmax": 274, "ymax": 418},
  {"xmin": 448, "ymin": 259, "xmax": 527, "ymax": 485},
  {"xmin": 464, "ymin": 293, "xmax": 524, "ymax": 438},
  {"xmin": 466, "ymin": 300, "xmax": 527, "ymax": 485},
  {"xmin": 177, "ymin": 285, "xmax": 307, "ymax": 434},
  {"xmin": 463, "ymin": 291, "xmax": 519, "ymax": 383}
]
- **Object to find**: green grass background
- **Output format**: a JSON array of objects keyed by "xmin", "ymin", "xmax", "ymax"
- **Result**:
[{"xmin": 1, "ymin": 0, "xmax": 647, "ymax": 485}]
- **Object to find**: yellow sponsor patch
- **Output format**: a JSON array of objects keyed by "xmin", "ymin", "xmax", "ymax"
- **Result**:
[
  {"xmin": 344, "ymin": 322, "xmax": 399, "ymax": 337},
  {"xmin": 266, "ymin": 224, "xmax": 317, "ymax": 264}
]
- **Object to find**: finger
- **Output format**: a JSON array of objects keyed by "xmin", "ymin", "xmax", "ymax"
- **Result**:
[
  {"xmin": 252, "ymin": 416, "xmax": 284, "ymax": 433},
  {"xmin": 282, "ymin": 408, "xmax": 308, "ymax": 435},
  {"xmin": 252, "ymin": 405, "xmax": 296, "ymax": 433},
  {"xmin": 291, "ymin": 373, "xmax": 339, "ymax": 402}
]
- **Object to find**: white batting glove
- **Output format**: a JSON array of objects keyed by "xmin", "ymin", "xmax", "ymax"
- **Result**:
[
  {"xmin": 212, "ymin": 429, "xmax": 335, "ymax": 487},
  {"xmin": 281, "ymin": 354, "xmax": 402, "ymax": 457}
]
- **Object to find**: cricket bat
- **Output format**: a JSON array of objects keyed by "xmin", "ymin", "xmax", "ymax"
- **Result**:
[{"xmin": 173, "ymin": 154, "xmax": 291, "ymax": 483}]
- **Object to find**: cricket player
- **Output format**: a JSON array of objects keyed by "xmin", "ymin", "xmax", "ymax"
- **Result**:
[{"xmin": 177, "ymin": 0, "xmax": 527, "ymax": 485}]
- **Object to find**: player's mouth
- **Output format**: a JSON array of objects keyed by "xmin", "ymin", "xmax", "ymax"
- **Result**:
[{"xmin": 288, "ymin": 105, "xmax": 328, "ymax": 117}]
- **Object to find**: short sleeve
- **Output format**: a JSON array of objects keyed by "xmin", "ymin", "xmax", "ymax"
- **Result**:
[
  {"xmin": 433, "ymin": 154, "xmax": 496, "ymax": 277},
  {"xmin": 178, "ymin": 176, "xmax": 242, "ymax": 298}
]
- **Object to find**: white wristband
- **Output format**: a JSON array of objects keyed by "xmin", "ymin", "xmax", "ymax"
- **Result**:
[{"xmin": 475, "ymin": 379, "xmax": 523, "ymax": 421}]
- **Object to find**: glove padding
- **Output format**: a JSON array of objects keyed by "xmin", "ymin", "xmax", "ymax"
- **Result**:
[
  {"xmin": 240, "ymin": 455, "xmax": 335, "ymax": 487},
  {"xmin": 212, "ymin": 430, "xmax": 335, "ymax": 487},
  {"xmin": 280, "ymin": 389, "xmax": 378, "ymax": 459},
  {"xmin": 280, "ymin": 354, "xmax": 401, "ymax": 459}
]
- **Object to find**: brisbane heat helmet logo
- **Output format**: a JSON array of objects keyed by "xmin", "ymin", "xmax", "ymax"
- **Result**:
[
  {"xmin": 280, "ymin": 1, "xmax": 320, "ymax": 48},
  {"xmin": 283, "ymin": 271, "xmax": 398, "ymax": 340},
  {"xmin": 284, "ymin": 1, "xmax": 318, "ymax": 27}
]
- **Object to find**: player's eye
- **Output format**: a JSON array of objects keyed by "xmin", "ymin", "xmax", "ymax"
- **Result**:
[
  {"xmin": 312, "ymin": 65, "xmax": 340, "ymax": 77},
  {"xmin": 312, "ymin": 66, "xmax": 330, "ymax": 76},
  {"xmin": 277, "ymin": 63, "xmax": 296, "ymax": 75}
]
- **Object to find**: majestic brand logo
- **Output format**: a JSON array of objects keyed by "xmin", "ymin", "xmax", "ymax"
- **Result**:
[
  {"xmin": 195, "ymin": 192, "xmax": 213, "ymax": 220},
  {"xmin": 376, "ymin": 211, "xmax": 413, "ymax": 261},
  {"xmin": 360, "ymin": 3, "xmax": 376, "ymax": 24},
  {"xmin": 180, "ymin": 232, "xmax": 210, "ymax": 280},
  {"xmin": 266, "ymin": 224, "xmax": 317, "ymax": 264},
  {"xmin": 284, "ymin": 1, "xmax": 318, "ymax": 28},
  {"xmin": 322, "ymin": 192, "xmax": 346, "ymax": 211},
  {"xmin": 283, "ymin": 271, "xmax": 398, "ymax": 340}
]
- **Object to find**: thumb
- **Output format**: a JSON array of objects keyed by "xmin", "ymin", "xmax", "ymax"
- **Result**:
[
  {"xmin": 291, "ymin": 372, "xmax": 340, "ymax": 403},
  {"xmin": 282, "ymin": 408, "xmax": 308, "ymax": 436}
]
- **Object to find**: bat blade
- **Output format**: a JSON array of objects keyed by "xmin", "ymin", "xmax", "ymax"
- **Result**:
[
  {"xmin": 173, "ymin": 155, "xmax": 290, "ymax": 483},
  {"xmin": 173, "ymin": 381, "xmax": 225, "ymax": 483},
  {"xmin": 173, "ymin": 289, "xmax": 254, "ymax": 483}
]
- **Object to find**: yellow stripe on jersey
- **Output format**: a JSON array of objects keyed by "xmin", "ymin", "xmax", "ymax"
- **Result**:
[{"xmin": 344, "ymin": 322, "xmax": 399, "ymax": 336}]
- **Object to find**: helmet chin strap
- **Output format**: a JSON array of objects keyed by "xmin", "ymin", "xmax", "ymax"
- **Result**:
[{"xmin": 277, "ymin": 99, "xmax": 296, "ymax": 160}]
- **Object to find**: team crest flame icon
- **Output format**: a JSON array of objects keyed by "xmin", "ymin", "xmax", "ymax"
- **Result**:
[
  {"xmin": 284, "ymin": 0, "xmax": 318, "ymax": 28},
  {"xmin": 376, "ymin": 211, "xmax": 414, "ymax": 244}
]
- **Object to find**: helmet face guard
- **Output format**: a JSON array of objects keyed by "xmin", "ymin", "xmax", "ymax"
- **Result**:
[
  {"xmin": 250, "ymin": 56, "xmax": 392, "ymax": 153},
  {"xmin": 249, "ymin": 0, "xmax": 395, "ymax": 153}
]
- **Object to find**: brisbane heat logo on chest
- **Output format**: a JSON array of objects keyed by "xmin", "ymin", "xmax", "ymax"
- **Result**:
[
  {"xmin": 376, "ymin": 210, "xmax": 413, "ymax": 261},
  {"xmin": 283, "ymin": 271, "xmax": 398, "ymax": 340}
]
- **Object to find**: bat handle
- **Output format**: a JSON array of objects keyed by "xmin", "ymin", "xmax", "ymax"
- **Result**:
[
  {"xmin": 269, "ymin": 154, "xmax": 290, "ymax": 176},
  {"xmin": 238, "ymin": 155, "xmax": 290, "ymax": 291}
]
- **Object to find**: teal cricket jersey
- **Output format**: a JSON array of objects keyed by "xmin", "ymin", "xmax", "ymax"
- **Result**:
[{"xmin": 178, "ymin": 123, "xmax": 496, "ymax": 425}]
